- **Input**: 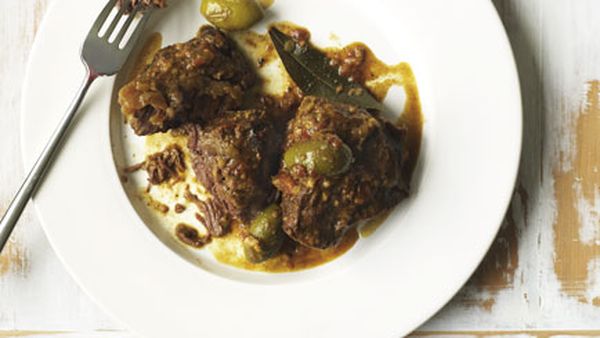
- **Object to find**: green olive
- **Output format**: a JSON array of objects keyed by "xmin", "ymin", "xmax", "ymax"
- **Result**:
[
  {"xmin": 243, "ymin": 204, "xmax": 284, "ymax": 263},
  {"xmin": 248, "ymin": 204, "xmax": 282, "ymax": 245},
  {"xmin": 201, "ymin": 0, "xmax": 264, "ymax": 31},
  {"xmin": 242, "ymin": 235, "xmax": 271, "ymax": 263},
  {"xmin": 283, "ymin": 139, "xmax": 353, "ymax": 176}
]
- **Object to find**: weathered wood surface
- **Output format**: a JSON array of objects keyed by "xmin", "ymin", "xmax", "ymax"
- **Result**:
[
  {"xmin": 1, "ymin": 0, "xmax": 600, "ymax": 337},
  {"xmin": 0, "ymin": 0, "xmax": 126, "ymax": 336}
]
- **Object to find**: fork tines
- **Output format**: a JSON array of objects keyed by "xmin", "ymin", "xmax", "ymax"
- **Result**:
[{"xmin": 93, "ymin": 0, "xmax": 150, "ymax": 49}]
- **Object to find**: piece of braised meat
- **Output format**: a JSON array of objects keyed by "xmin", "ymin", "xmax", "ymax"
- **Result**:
[
  {"xmin": 123, "ymin": 144, "xmax": 185, "ymax": 185},
  {"xmin": 119, "ymin": 25, "xmax": 255, "ymax": 135},
  {"xmin": 273, "ymin": 96, "xmax": 408, "ymax": 249},
  {"xmin": 143, "ymin": 144, "xmax": 186, "ymax": 185},
  {"xmin": 186, "ymin": 109, "xmax": 282, "ymax": 237},
  {"xmin": 118, "ymin": 0, "xmax": 166, "ymax": 13}
]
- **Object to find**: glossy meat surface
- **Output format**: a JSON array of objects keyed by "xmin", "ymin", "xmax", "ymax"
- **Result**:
[
  {"xmin": 273, "ymin": 96, "xmax": 408, "ymax": 249},
  {"xmin": 186, "ymin": 109, "xmax": 282, "ymax": 236},
  {"xmin": 119, "ymin": 25, "xmax": 255, "ymax": 135}
]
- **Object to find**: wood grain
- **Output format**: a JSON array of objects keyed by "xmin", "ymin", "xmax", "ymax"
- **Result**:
[
  {"xmin": 0, "ymin": 0, "xmax": 129, "ymax": 335},
  {"xmin": 553, "ymin": 81, "xmax": 600, "ymax": 304},
  {"xmin": 2, "ymin": 0, "xmax": 600, "ymax": 337}
]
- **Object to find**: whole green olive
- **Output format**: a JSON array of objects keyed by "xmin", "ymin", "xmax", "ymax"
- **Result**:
[
  {"xmin": 242, "ymin": 235, "xmax": 267, "ymax": 263},
  {"xmin": 243, "ymin": 204, "xmax": 284, "ymax": 263},
  {"xmin": 201, "ymin": 0, "xmax": 264, "ymax": 31},
  {"xmin": 283, "ymin": 138, "xmax": 353, "ymax": 176},
  {"xmin": 248, "ymin": 204, "xmax": 283, "ymax": 246}
]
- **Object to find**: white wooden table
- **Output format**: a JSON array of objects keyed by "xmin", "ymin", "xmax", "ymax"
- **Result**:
[{"xmin": 2, "ymin": 1, "xmax": 600, "ymax": 337}]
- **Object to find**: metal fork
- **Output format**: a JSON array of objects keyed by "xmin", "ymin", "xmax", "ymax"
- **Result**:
[{"xmin": 0, "ymin": 0, "xmax": 154, "ymax": 252}]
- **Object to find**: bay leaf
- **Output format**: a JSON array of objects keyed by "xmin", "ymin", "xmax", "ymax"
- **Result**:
[{"xmin": 269, "ymin": 27, "xmax": 385, "ymax": 112}]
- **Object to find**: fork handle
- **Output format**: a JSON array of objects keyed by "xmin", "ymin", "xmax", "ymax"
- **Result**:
[{"xmin": 0, "ymin": 69, "xmax": 98, "ymax": 252}]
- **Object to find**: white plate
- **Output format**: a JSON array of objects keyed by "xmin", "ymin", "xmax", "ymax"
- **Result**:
[{"xmin": 21, "ymin": 0, "xmax": 521, "ymax": 337}]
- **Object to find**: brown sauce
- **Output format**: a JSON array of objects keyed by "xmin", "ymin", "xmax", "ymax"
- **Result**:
[
  {"xmin": 359, "ymin": 210, "xmax": 391, "ymax": 238},
  {"xmin": 124, "ymin": 23, "xmax": 423, "ymax": 272},
  {"xmin": 144, "ymin": 194, "xmax": 169, "ymax": 214},
  {"xmin": 233, "ymin": 30, "xmax": 278, "ymax": 69},
  {"xmin": 174, "ymin": 203, "xmax": 186, "ymax": 213},
  {"xmin": 128, "ymin": 32, "xmax": 162, "ymax": 81},
  {"xmin": 326, "ymin": 43, "xmax": 423, "ymax": 184},
  {"xmin": 175, "ymin": 223, "xmax": 211, "ymax": 248},
  {"xmin": 210, "ymin": 223, "xmax": 358, "ymax": 272}
]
